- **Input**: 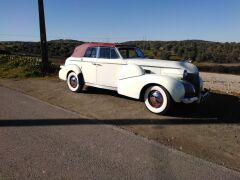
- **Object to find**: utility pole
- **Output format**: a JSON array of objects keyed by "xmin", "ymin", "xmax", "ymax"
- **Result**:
[{"xmin": 38, "ymin": 0, "xmax": 49, "ymax": 76}]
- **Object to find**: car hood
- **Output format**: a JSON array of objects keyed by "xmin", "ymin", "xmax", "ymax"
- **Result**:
[{"xmin": 127, "ymin": 58, "xmax": 199, "ymax": 74}]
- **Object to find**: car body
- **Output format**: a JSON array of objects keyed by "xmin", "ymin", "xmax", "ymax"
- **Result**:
[{"xmin": 59, "ymin": 42, "xmax": 209, "ymax": 114}]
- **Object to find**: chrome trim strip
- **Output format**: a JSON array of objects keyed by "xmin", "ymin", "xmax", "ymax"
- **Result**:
[
  {"xmin": 70, "ymin": 60, "xmax": 82, "ymax": 62},
  {"xmin": 119, "ymin": 74, "xmax": 145, "ymax": 80},
  {"xmin": 95, "ymin": 62, "xmax": 126, "ymax": 65},
  {"xmin": 141, "ymin": 65, "xmax": 181, "ymax": 69}
]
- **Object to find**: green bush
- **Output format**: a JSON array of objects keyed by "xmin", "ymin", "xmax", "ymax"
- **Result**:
[{"xmin": 0, "ymin": 55, "xmax": 59, "ymax": 78}]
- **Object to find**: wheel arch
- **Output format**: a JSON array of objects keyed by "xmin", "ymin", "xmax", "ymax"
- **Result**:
[
  {"xmin": 140, "ymin": 83, "xmax": 160, "ymax": 101},
  {"xmin": 67, "ymin": 70, "xmax": 74, "ymax": 78},
  {"xmin": 65, "ymin": 64, "xmax": 82, "ymax": 79},
  {"xmin": 140, "ymin": 83, "xmax": 176, "ymax": 102}
]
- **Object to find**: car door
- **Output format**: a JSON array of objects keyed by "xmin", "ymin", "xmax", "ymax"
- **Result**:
[
  {"xmin": 96, "ymin": 47, "xmax": 126, "ymax": 88},
  {"xmin": 81, "ymin": 47, "xmax": 97, "ymax": 84}
]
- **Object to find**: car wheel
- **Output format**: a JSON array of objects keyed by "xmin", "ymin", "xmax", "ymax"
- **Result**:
[
  {"xmin": 144, "ymin": 85, "xmax": 172, "ymax": 114},
  {"xmin": 67, "ymin": 72, "xmax": 84, "ymax": 92}
]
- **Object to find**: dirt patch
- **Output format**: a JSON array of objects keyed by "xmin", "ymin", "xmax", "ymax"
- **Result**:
[
  {"xmin": 0, "ymin": 76, "xmax": 240, "ymax": 172},
  {"xmin": 201, "ymin": 72, "xmax": 240, "ymax": 95}
]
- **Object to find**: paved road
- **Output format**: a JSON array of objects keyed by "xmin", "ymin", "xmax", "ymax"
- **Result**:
[{"xmin": 0, "ymin": 86, "xmax": 239, "ymax": 180}]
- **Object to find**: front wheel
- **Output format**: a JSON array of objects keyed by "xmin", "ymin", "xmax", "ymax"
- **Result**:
[
  {"xmin": 67, "ymin": 72, "xmax": 84, "ymax": 93},
  {"xmin": 144, "ymin": 85, "xmax": 172, "ymax": 114}
]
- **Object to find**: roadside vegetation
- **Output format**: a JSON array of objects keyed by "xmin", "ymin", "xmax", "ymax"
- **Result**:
[
  {"xmin": 1, "ymin": 39, "xmax": 240, "ymax": 63},
  {"xmin": 0, "ymin": 55, "xmax": 59, "ymax": 78},
  {"xmin": 127, "ymin": 40, "xmax": 240, "ymax": 63},
  {"xmin": 128, "ymin": 40, "xmax": 240, "ymax": 75}
]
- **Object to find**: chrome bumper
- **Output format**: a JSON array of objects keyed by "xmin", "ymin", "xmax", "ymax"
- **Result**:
[{"xmin": 181, "ymin": 89, "xmax": 210, "ymax": 104}]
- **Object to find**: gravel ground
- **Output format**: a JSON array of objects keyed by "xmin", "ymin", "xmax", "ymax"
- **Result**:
[{"xmin": 201, "ymin": 72, "xmax": 240, "ymax": 95}]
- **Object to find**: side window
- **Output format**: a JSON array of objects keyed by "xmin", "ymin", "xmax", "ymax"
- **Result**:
[
  {"xmin": 99, "ymin": 47, "xmax": 110, "ymax": 59},
  {"xmin": 91, "ymin": 48, "xmax": 97, "ymax": 58},
  {"xmin": 110, "ymin": 48, "xmax": 119, "ymax": 59},
  {"xmin": 118, "ymin": 49, "xmax": 127, "ymax": 58},
  {"xmin": 84, "ymin": 48, "xmax": 92, "ymax": 57},
  {"xmin": 84, "ymin": 47, "xmax": 97, "ymax": 58}
]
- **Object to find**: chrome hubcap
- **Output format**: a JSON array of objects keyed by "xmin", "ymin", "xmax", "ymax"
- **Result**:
[
  {"xmin": 70, "ymin": 76, "xmax": 78, "ymax": 88},
  {"xmin": 148, "ymin": 90, "xmax": 163, "ymax": 108}
]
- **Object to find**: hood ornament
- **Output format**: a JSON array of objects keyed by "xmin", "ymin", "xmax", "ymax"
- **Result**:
[{"xmin": 181, "ymin": 58, "xmax": 193, "ymax": 63}]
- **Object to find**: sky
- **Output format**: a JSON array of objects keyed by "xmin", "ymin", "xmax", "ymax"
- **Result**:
[{"xmin": 0, "ymin": 0, "xmax": 240, "ymax": 42}]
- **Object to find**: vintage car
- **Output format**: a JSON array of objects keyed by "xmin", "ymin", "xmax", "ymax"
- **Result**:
[{"xmin": 59, "ymin": 42, "xmax": 209, "ymax": 114}]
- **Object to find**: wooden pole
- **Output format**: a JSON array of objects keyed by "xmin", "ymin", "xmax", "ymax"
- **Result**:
[{"xmin": 38, "ymin": 0, "xmax": 49, "ymax": 76}]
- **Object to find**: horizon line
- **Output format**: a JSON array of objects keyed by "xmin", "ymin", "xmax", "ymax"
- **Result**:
[{"xmin": 0, "ymin": 39, "xmax": 240, "ymax": 44}]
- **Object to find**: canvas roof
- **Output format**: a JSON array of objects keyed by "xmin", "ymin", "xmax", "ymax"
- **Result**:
[{"xmin": 71, "ymin": 42, "xmax": 133, "ymax": 58}]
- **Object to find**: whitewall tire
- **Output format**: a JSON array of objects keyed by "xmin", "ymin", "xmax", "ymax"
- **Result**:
[
  {"xmin": 67, "ymin": 72, "xmax": 84, "ymax": 93},
  {"xmin": 144, "ymin": 85, "xmax": 171, "ymax": 114}
]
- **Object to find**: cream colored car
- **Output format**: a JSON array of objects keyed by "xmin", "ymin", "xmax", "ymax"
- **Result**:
[{"xmin": 59, "ymin": 42, "xmax": 209, "ymax": 114}]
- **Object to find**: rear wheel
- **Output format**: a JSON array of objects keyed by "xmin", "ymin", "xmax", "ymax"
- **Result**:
[
  {"xmin": 144, "ymin": 85, "xmax": 172, "ymax": 114},
  {"xmin": 67, "ymin": 72, "xmax": 84, "ymax": 92}
]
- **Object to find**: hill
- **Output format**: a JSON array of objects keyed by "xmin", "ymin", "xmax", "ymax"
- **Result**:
[
  {"xmin": 0, "ymin": 39, "xmax": 240, "ymax": 63},
  {"xmin": 0, "ymin": 40, "xmax": 84, "ymax": 58}
]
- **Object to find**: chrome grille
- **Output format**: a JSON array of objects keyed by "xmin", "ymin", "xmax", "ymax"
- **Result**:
[{"xmin": 184, "ymin": 73, "xmax": 200, "ymax": 95}]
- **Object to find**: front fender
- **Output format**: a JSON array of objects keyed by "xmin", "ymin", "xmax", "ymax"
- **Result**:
[
  {"xmin": 119, "ymin": 64, "xmax": 145, "ymax": 80},
  {"xmin": 59, "ymin": 64, "xmax": 82, "ymax": 81},
  {"xmin": 118, "ymin": 74, "xmax": 185, "ymax": 102}
]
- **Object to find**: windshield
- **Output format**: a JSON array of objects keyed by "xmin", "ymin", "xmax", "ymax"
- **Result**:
[{"xmin": 118, "ymin": 47, "xmax": 145, "ymax": 59}]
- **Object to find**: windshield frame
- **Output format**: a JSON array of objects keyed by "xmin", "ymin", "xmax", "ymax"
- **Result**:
[{"xmin": 116, "ymin": 46, "xmax": 145, "ymax": 59}]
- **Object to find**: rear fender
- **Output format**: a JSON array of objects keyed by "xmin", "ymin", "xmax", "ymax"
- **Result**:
[{"xmin": 59, "ymin": 64, "xmax": 82, "ymax": 81}]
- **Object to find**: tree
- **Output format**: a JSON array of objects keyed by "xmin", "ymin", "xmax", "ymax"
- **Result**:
[{"xmin": 160, "ymin": 51, "xmax": 171, "ymax": 60}]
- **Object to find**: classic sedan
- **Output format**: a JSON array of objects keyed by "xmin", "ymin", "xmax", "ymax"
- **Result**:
[{"xmin": 59, "ymin": 42, "xmax": 209, "ymax": 114}]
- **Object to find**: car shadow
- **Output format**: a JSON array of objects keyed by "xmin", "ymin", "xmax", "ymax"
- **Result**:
[
  {"xmin": 84, "ymin": 87, "xmax": 240, "ymax": 121},
  {"xmin": 83, "ymin": 86, "xmax": 139, "ymax": 101},
  {"xmin": 171, "ymin": 92, "xmax": 240, "ymax": 120},
  {"xmin": 0, "ymin": 85, "xmax": 239, "ymax": 127},
  {"xmin": 0, "ymin": 117, "xmax": 239, "ymax": 127},
  {"xmin": 1, "ymin": 91, "xmax": 239, "ymax": 127}
]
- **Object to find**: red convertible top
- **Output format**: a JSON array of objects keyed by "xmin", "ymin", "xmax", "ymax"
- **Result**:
[{"xmin": 71, "ymin": 42, "xmax": 133, "ymax": 58}]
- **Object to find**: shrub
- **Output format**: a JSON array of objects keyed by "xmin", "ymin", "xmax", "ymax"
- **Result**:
[{"xmin": 0, "ymin": 55, "xmax": 59, "ymax": 78}]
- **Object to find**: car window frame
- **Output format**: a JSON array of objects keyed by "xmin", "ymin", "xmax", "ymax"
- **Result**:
[
  {"xmin": 110, "ymin": 48, "xmax": 120, "ymax": 59},
  {"xmin": 117, "ymin": 46, "xmax": 145, "ymax": 59}
]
